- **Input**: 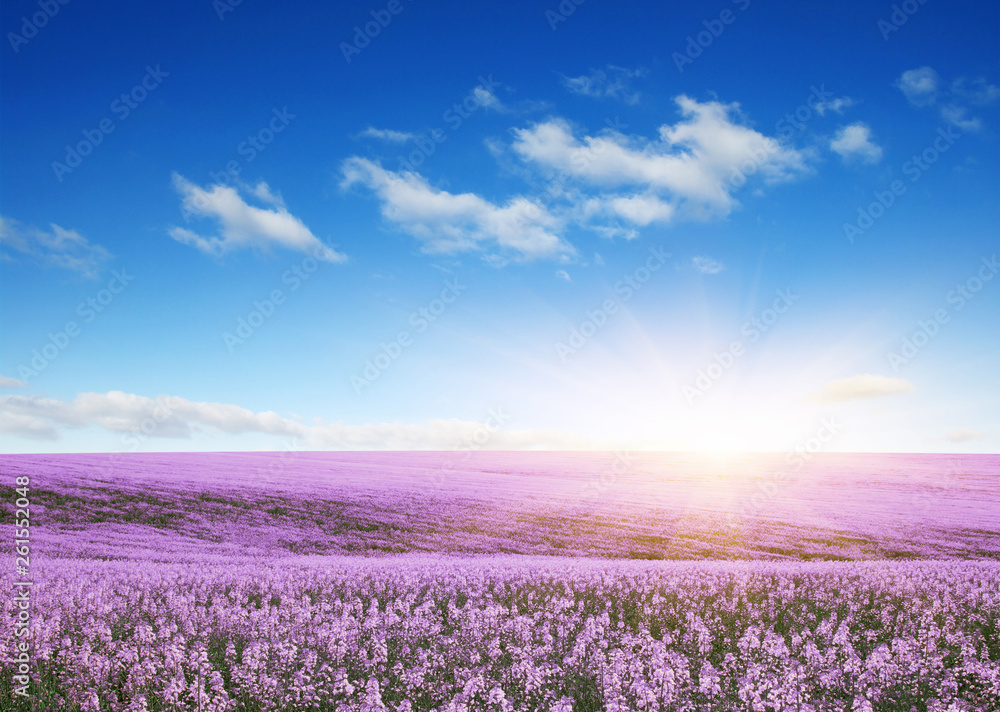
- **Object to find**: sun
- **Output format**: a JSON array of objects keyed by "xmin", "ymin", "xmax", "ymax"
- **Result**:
[{"xmin": 679, "ymin": 403, "xmax": 804, "ymax": 454}]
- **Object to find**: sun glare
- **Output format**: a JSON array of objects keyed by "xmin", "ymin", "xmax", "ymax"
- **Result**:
[{"xmin": 677, "ymin": 404, "xmax": 801, "ymax": 454}]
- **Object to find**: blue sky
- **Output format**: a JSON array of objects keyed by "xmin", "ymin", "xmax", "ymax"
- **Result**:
[{"xmin": 1, "ymin": 0, "xmax": 997, "ymax": 454}]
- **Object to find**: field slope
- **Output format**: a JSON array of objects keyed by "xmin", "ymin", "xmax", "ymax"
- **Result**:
[{"xmin": 2, "ymin": 451, "xmax": 997, "ymax": 560}]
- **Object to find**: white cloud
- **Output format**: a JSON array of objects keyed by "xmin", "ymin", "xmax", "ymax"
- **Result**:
[
  {"xmin": 951, "ymin": 77, "xmax": 1000, "ymax": 106},
  {"xmin": 896, "ymin": 67, "xmax": 940, "ymax": 106},
  {"xmin": 344, "ymin": 95, "xmax": 810, "ymax": 254},
  {"xmin": 830, "ymin": 123, "xmax": 883, "ymax": 164},
  {"xmin": 511, "ymin": 96, "xmax": 809, "ymax": 217},
  {"xmin": 0, "ymin": 391, "xmax": 300, "ymax": 440},
  {"xmin": 562, "ymin": 65, "xmax": 646, "ymax": 105},
  {"xmin": 340, "ymin": 158, "xmax": 573, "ymax": 259},
  {"xmin": 0, "ymin": 216, "xmax": 111, "ymax": 278},
  {"xmin": 605, "ymin": 194, "xmax": 675, "ymax": 225},
  {"xmin": 168, "ymin": 174, "xmax": 346, "ymax": 262},
  {"xmin": 593, "ymin": 253, "xmax": 605, "ymax": 266},
  {"xmin": 940, "ymin": 105, "xmax": 982, "ymax": 132},
  {"xmin": 589, "ymin": 225, "xmax": 639, "ymax": 241},
  {"xmin": 472, "ymin": 85, "xmax": 505, "ymax": 112},
  {"xmin": 580, "ymin": 194, "xmax": 674, "ymax": 227},
  {"xmin": 692, "ymin": 256, "xmax": 723, "ymax": 274},
  {"xmin": 0, "ymin": 390, "xmax": 603, "ymax": 450},
  {"xmin": 0, "ymin": 411, "xmax": 60, "ymax": 440},
  {"xmin": 813, "ymin": 96, "xmax": 856, "ymax": 116},
  {"xmin": 945, "ymin": 428, "xmax": 989, "ymax": 443},
  {"xmin": 555, "ymin": 269, "xmax": 571, "ymax": 282},
  {"xmin": 358, "ymin": 126, "xmax": 415, "ymax": 143},
  {"xmin": 807, "ymin": 374, "xmax": 915, "ymax": 404},
  {"xmin": 250, "ymin": 181, "xmax": 285, "ymax": 208},
  {"xmin": 0, "ymin": 375, "xmax": 28, "ymax": 389}
]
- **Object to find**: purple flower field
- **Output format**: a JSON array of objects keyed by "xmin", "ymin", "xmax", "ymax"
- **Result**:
[{"xmin": 2, "ymin": 451, "xmax": 999, "ymax": 710}]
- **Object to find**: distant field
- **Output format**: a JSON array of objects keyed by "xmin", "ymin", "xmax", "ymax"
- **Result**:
[{"xmin": 2, "ymin": 451, "xmax": 997, "ymax": 560}]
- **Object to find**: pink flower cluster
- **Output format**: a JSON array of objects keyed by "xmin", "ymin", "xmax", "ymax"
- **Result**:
[{"xmin": 3, "ymin": 556, "xmax": 997, "ymax": 711}]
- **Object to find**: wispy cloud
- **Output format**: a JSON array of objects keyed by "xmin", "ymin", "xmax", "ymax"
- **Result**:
[
  {"xmin": 561, "ymin": 65, "xmax": 647, "ymax": 105},
  {"xmin": 0, "ymin": 375, "xmax": 27, "ymax": 389},
  {"xmin": 896, "ymin": 67, "xmax": 998, "ymax": 131},
  {"xmin": 0, "ymin": 216, "xmax": 111, "ymax": 278},
  {"xmin": 940, "ymin": 105, "xmax": 981, "ymax": 133},
  {"xmin": 168, "ymin": 174, "xmax": 346, "ymax": 262},
  {"xmin": 0, "ymin": 411, "xmax": 61, "ymax": 440},
  {"xmin": 358, "ymin": 126, "xmax": 415, "ymax": 143},
  {"xmin": 472, "ymin": 85, "xmax": 505, "ymax": 112},
  {"xmin": 896, "ymin": 67, "xmax": 940, "ymax": 107},
  {"xmin": 0, "ymin": 391, "xmax": 307, "ymax": 442},
  {"xmin": 0, "ymin": 390, "xmax": 604, "ymax": 449},
  {"xmin": 807, "ymin": 374, "xmax": 915, "ymax": 404},
  {"xmin": 340, "ymin": 158, "xmax": 573, "ymax": 260},
  {"xmin": 951, "ymin": 77, "xmax": 1000, "ymax": 106},
  {"xmin": 555, "ymin": 269, "xmax": 571, "ymax": 282},
  {"xmin": 692, "ymin": 256, "xmax": 723, "ymax": 274},
  {"xmin": 481, "ymin": 254, "xmax": 510, "ymax": 268},
  {"xmin": 588, "ymin": 225, "xmax": 638, "ymax": 241},
  {"xmin": 830, "ymin": 123, "xmax": 883, "ymax": 164},
  {"xmin": 580, "ymin": 194, "xmax": 675, "ymax": 227},
  {"xmin": 813, "ymin": 96, "xmax": 856, "ymax": 116},
  {"xmin": 945, "ymin": 428, "xmax": 989, "ymax": 443},
  {"xmin": 250, "ymin": 181, "xmax": 285, "ymax": 208}
]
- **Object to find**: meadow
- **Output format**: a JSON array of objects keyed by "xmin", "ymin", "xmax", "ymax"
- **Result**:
[{"xmin": 1, "ymin": 452, "xmax": 998, "ymax": 710}]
